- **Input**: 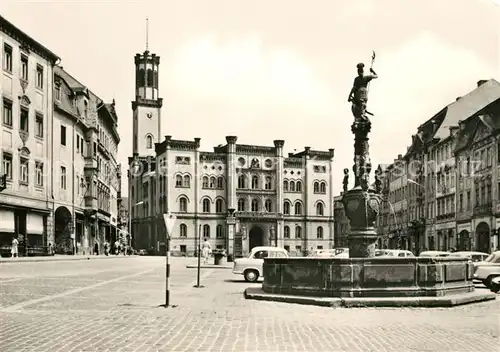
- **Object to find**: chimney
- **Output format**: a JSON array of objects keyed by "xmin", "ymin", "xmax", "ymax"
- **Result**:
[
  {"xmin": 398, "ymin": 154, "xmax": 402, "ymax": 159},
  {"xmin": 477, "ymin": 79, "xmax": 488, "ymax": 87}
]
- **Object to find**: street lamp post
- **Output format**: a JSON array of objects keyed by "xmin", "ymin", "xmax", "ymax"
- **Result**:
[{"xmin": 195, "ymin": 223, "xmax": 203, "ymax": 288}]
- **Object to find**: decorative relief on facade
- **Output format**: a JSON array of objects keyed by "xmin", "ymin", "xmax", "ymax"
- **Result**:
[
  {"xmin": 250, "ymin": 158, "xmax": 260, "ymax": 169},
  {"xmin": 313, "ymin": 165, "xmax": 327, "ymax": 173},
  {"xmin": 264, "ymin": 159, "xmax": 273, "ymax": 168},
  {"xmin": 175, "ymin": 156, "xmax": 191, "ymax": 165}
]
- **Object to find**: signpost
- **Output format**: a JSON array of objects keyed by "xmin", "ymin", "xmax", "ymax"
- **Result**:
[
  {"xmin": 163, "ymin": 212, "xmax": 176, "ymax": 307},
  {"xmin": 194, "ymin": 223, "xmax": 203, "ymax": 288}
]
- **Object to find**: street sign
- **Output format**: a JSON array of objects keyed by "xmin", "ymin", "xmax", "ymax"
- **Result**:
[{"xmin": 163, "ymin": 212, "xmax": 177, "ymax": 239}]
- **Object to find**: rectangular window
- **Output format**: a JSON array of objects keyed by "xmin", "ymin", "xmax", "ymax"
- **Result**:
[
  {"xmin": 459, "ymin": 193, "xmax": 463, "ymax": 212},
  {"xmin": 54, "ymin": 85, "xmax": 61, "ymax": 101},
  {"xmin": 80, "ymin": 138, "xmax": 84, "ymax": 155},
  {"xmin": 20, "ymin": 55, "xmax": 28, "ymax": 81},
  {"xmin": 20, "ymin": 158, "xmax": 29, "ymax": 184},
  {"xmin": 2, "ymin": 152, "xmax": 12, "ymax": 180},
  {"xmin": 60, "ymin": 166, "xmax": 67, "ymax": 189},
  {"xmin": 76, "ymin": 135, "xmax": 80, "ymax": 153},
  {"xmin": 35, "ymin": 113, "xmax": 43, "ymax": 138},
  {"xmin": 2, "ymin": 99, "xmax": 12, "ymax": 126},
  {"xmin": 20, "ymin": 108, "xmax": 29, "ymax": 133},
  {"xmin": 35, "ymin": 162, "xmax": 43, "ymax": 186},
  {"xmin": 93, "ymin": 142, "xmax": 97, "ymax": 156},
  {"xmin": 60, "ymin": 125, "xmax": 66, "ymax": 146},
  {"xmin": 3, "ymin": 44, "xmax": 12, "ymax": 72},
  {"xmin": 466, "ymin": 191, "xmax": 471, "ymax": 210},
  {"xmin": 36, "ymin": 64, "xmax": 43, "ymax": 89}
]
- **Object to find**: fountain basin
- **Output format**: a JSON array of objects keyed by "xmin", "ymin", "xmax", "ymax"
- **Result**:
[{"xmin": 244, "ymin": 257, "xmax": 496, "ymax": 307}]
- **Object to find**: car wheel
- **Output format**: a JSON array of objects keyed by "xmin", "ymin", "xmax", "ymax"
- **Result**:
[
  {"xmin": 486, "ymin": 276, "xmax": 500, "ymax": 293},
  {"xmin": 244, "ymin": 269, "xmax": 259, "ymax": 283}
]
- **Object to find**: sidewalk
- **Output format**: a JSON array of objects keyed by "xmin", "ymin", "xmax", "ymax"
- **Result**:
[{"xmin": 0, "ymin": 254, "xmax": 135, "ymax": 264}]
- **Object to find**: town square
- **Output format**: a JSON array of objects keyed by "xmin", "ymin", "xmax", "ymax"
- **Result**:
[{"xmin": 1, "ymin": 0, "xmax": 500, "ymax": 351}]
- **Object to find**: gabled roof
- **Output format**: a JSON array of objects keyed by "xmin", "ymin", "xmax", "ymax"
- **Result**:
[
  {"xmin": 54, "ymin": 66, "xmax": 86, "ymax": 92},
  {"xmin": 434, "ymin": 79, "xmax": 500, "ymax": 140}
]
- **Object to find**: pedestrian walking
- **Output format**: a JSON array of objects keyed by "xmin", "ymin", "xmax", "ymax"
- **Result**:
[
  {"xmin": 114, "ymin": 240, "xmax": 119, "ymax": 255},
  {"xmin": 104, "ymin": 241, "xmax": 109, "ymax": 256},
  {"xmin": 94, "ymin": 242, "xmax": 99, "ymax": 255},
  {"xmin": 201, "ymin": 238, "xmax": 211, "ymax": 264},
  {"xmin": 11, "ymin": 236, "xmax": 18, "ymax": 258}
]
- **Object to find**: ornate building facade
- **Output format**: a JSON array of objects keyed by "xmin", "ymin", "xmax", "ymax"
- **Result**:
[
  {"xmin": 52, "ymin": 67, "xmax": 120, "ymax": 254},
  {"xmin": 127, "ymin": 46, "xmax": 336, "ymax": 257},
  {"xmin": 377, "ymin": 79, "xmax": 500, "ymax": 254},
  {"xmin": 0, "ymin": 16, "xmax": 59, "ymax": 254}
]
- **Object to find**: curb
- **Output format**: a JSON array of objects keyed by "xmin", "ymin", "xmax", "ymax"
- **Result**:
[
  {"xmin": 0, "ymin": 255, "xmax": 136, "ymax": 264},
  {"xmin": 186, "ymin": 264, "xmax": 232, "ymax": 269},
  {"xmin": 244, "ymin": 287, "xmax": 497, "ymax": 308}
]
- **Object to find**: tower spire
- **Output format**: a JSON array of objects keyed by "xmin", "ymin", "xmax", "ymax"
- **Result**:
[{"xmin": 145, "ymin": 17, "xmax": 149, "ymax": 51}]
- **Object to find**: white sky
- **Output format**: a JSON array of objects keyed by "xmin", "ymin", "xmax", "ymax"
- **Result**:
[{"xmin": 2, "ymin": 0, "xmax": 499, "ymax": 196}]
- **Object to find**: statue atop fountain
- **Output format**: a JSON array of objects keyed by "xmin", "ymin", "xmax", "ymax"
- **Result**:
[{"xmin": 342, "ymin": 52, "xmax": 383, "ymax": 258}]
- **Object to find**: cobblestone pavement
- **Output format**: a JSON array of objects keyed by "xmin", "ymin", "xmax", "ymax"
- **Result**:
[{"xmin": 0, "ymin": 256, "xmax": 498, "ymax": 352}]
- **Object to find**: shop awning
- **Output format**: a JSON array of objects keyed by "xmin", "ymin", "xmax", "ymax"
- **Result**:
[
  {"xmin": 27, "ymin": 213, "xmax": 44, "ymax": 235},
  {"xmin": 0, "ymin": 210, "xmax": 15, "ymax": 233}
]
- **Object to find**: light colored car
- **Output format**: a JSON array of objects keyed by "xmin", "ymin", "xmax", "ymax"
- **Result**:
[
  {"xmin": 375, "ymin": 249, "xmax": 414, "ymax": 258},
  {"xmin": 473, "ymin": 251, "xmax": 500, "ymax": 290},
  {"xmin": 449, "ymin": 251, "xmax": 489, "ymax": 262},
  {"xmin": 232, "ymin": 246, "xmax": 289, "ymax": 282},
  {"xmin": 419, "ymin": 251, "xmax": 450, "ymax": 258},
  {"xmin": 308, "ymin": 248, "xmax": 349, "ymax": 258}
]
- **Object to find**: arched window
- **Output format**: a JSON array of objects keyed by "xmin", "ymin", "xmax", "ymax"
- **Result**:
[
  {"xmin": 209, "ymin": 177, "xmax": 216, "ymax": 188},
  {"xmin": 284, "ymin": 226, "xmax": 290, "ymax": 238},
  {"xmin": 320, "ymin": 182, "xmax": 326, "ymax": 193},
  {"xmin": 313, "ymin": 181, "xmax": 319, "ymax": 193},
  {"xmin": 283, "ymin": 201, "xmax": 290, "ymax": 215},
  {"xmin": 146, "ymin": 135, "xmax": 153, "ymax": 149},
  {"xmin": 238, "ymin": 175, "xmax": 246, "ymax": 188},
  {"xmin": 216, "ymin": 199, "xmax": 223, "ymax": 213},
  {"xmin": 238, "ymin": 198, "xmax": 246, "ymax": 211},
  {"xmin": 283, "ymin": 180, "xmax": 289, "ymax": 191},
  {"xmin": 251, "ymin": 199, "xmax": 259, "ymax": 212},
  {"xmin": 316, "ymin": 203, "xmax": 324, "ymax": 216},
  {"xmin": 252, "ymin": 175, "xmax": 259, "ymax": 189},
  {"xmin": 180, "ymin": 224, "xmax": 187, "ymax": 237},
  {"xmin": 295, "ymin": 226, "xmax": 302, "ymax": 239},
  {"xmin": 175, "ymin": 175, "xmax": 182, "ymax": 187},
  {"xmin": 202, "ymin": 176, "xmax": 209, "ymax": 188},
  {"xmin": 290, "ymin": 181, "xmax": 295, "ymax": 192},
  {"xmin": 137, "ymin": 68, "xmax": 145, "ymax": 87},
  {"xmin": 217, "ymin": 176, "xmax": 224, "ymax": 189},
  {"xmin": 202, "ymin": 199, "xmax": 211, "ymax": 213},
  {"xmin": 216, "ymin": 225, "xmax": 224, "ymax": 238},
  {"xmin": 183, "ymin": 175, "xmax": 190, "ymax": 188},
  {"xmin": 203, "ymin": 224, "xmax": 210, "ymax": 238},
  {"xmin": 296, "ymin": 181, "xmax": 302, "ymax": 192},
  {"xmin": 265, "ymin": 176, "xmax": 272, "ymax": 190},
  {"xmin": 294, "ymin": 202, "xmax": 302, "ymax": 215},
  {"xmin": 147, "ymin": 69, "xmax": 153, "ymax": 87},
  {"xmin": 179, "ymin": 197, "xmax": 187, "ymax": 212},
  {"xmin": 317, "ymin": 226, "xmax": 324, "ymax": 239},
  {"xmin": 265, "ymin": 199, "xmax": 272, "ymax": 212}
]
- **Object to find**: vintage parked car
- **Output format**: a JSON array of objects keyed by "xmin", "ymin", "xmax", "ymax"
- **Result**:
[
  {"xmin": 375, "ymin": 249, "xmax": 414, "ymax": 258},
  {"xmin": 232, "ymin": 246, "xmax": 289, "ymax": 282},
  {"xmin": 308, "ymin": 248, "xmax": 349, "ymax": 258},
  {"xmin": 449, "ymin": 251, "xmax": 489, "ymax": 262},
  {"xmin": 473, "ymin": 250, "xmax": 500, "ymax": 292},
  {"xmin": 418, "ymin": 251, "xmax": 451, "ymax": 258}
]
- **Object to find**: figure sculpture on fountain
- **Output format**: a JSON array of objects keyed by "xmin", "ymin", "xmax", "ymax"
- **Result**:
[{"xmin": 342, "ymin": 52, "xmax": 383, "ymax": 258}]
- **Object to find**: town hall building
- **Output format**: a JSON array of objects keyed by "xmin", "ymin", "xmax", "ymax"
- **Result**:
[{"xmin": 128, "ymin": 45, "xmax": 336, "ymax": 258}]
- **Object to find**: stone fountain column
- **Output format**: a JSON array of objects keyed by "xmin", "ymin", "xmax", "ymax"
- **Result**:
[{"xmin": 342, "ymin": 120, "xmax": 382, "ymax": 258}]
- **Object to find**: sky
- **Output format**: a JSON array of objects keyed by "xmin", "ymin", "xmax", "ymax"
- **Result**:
[{"xmin": 2, "ymin": 0, "xmax": 499, "ymax": 196}]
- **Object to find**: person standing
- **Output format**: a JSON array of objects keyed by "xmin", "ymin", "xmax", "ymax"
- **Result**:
[
  {"xmin": 11, "ymin": 236, "xmax": 19, "ymax": 258},
  {"xmin": 201, "ymin": 238, "xmax": 211, "ymax": 264},
  {"xmin": 94, "ymin": 242, "xmax": 99, "ymax": 255}
]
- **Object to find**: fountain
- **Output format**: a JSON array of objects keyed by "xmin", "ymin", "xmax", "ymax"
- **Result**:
[{"xmin": 244, "ymin": 58, "xmax": 496, "ymax": 307}]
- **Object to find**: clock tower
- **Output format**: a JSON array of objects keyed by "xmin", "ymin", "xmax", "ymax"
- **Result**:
[{"xmin": 132, "ymin": 49, "xmax": 162, "ymax": 156}]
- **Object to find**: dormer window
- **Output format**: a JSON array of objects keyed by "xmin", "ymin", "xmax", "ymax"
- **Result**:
[
  {"xmin": 84, "ymin": 101, "xmax": 88, "ymax": 118},
  {"xmin": 54, "ymin": 84, "xmax": 61, "ymax": 101}
]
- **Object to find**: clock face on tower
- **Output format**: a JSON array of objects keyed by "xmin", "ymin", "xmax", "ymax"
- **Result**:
[{"xmin": 146, "ymin": 112, "xmax": 153, "ymax": 119}]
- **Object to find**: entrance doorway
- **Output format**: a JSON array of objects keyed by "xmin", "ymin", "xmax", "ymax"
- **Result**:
[
  {"xmin": 55, "ymin": 206, "xmax": 73, "ymax": 254},
  {"xmin": 249, "ymin": 226, "xmax": 264, "ymax": 250},
  {"xmin": 476, "ymin": 222, "xmax": 490, "ymax": 253}
]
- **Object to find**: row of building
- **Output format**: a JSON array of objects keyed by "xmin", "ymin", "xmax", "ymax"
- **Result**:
[
  {"xmin": 335, "ymin": 78, "xmax": 500, "ymax": 255},
  {"xmin": 0, "ymin": 16, "xmax": 126, "ymax": 255}
]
